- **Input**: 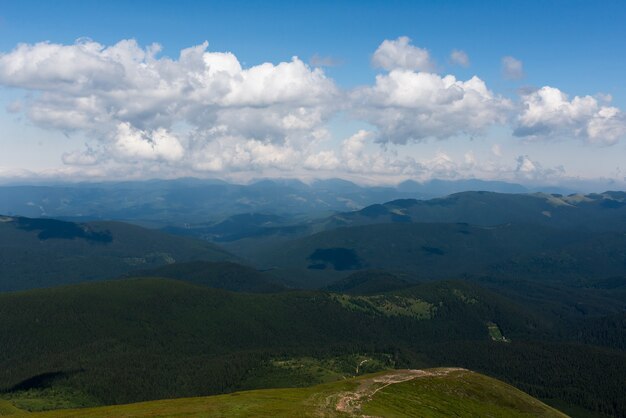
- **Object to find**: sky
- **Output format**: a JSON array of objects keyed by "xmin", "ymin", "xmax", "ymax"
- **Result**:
[{"xmin": 1, "ymin": 0, "xmax": 625, "ymax": 188}]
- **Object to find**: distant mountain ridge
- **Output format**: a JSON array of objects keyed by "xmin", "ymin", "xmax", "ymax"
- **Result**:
[
  {"xmin": 152, "ymin": 190, "xmax": 626, "ymax": 251},
  {"xmin": 322, "ymin": 190, "xmax": 626, "ymax": 232},
  {"xmin": 0, "ymin": 178, "xmax": 545, "ymax": 224}
]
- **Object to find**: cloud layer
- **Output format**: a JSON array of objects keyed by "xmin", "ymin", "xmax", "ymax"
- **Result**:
[
  {"xmin": 0, "ymin": 39, "xmax": 338, "ymax": 162},
  {"xmin": 1, "ymin": 37, "xmax": 625, "ymax": 181}
]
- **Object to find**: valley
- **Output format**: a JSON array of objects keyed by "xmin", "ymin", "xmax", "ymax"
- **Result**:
[{"xmin": 1, "ymin": 187, "xmax": 625, "ymax": 417}]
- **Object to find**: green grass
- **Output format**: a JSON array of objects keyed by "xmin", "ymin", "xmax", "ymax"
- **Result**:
[
  {"xmin": 0, "ymin": 400, "xmax": 23, "ymax": 416},
  {"xmin": 487, "ymin": 322, "xmax": 510, "ymax": 342},
  {"xmin": 3, "ymin": 369, "xmax": 567, "ymax": 417},
  {"xmin": 0, "ymin": 387, "xmax": 98, "ymax": 413},
  {"xmin": 236, "ymin": 353, "xmax": 394, "ymax": 390},
  {"xmin": 330, "ymin": 294, "xmax": 434, "ymax": 318},
  {"xmin": 362, "ymin": 369, "xmax": 566, "ymax": 418}
]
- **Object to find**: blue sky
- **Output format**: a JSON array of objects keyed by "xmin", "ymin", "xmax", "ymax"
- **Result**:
[{"xmin": 1, "ymin": 0, "xmax": 625, "ymax": 188}]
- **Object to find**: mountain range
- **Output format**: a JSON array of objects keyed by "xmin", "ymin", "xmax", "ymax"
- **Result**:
[{"xmin": 2, "ymin": 188, "xmax": 626, "ymax": 417}]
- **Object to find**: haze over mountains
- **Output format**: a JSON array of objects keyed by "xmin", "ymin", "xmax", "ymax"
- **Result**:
[{"xmin": 0, "ymin": 178, "xmax": 573, "ymax": 224}]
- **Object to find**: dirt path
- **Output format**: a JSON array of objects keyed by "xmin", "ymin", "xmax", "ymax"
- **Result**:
[{"xmin": 332, "ymin": 368, "xmax": 466, "ymax": 417}]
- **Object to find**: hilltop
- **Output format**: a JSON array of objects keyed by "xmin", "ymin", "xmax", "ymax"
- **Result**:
[{"xmin": 2, "ymin": 369, "xmax": 566, "ymax": 417}]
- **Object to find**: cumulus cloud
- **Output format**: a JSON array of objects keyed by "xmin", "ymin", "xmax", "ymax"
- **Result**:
[
  {"xmin": 295, "ymin": 130, "xmax": 429, "ymax": 176},
  {"xmin": 338, "ymin": 130, "xmax": 426, "ymax": 175},
  {"xmin": 515, "ymin": 154, "xmax": 537, "ymax": 173},
  {"xmin": 112, "ymin": 122, "xmax": 185, "ymax": 162},
  {"xmin": 1, "ymin": 37, "xmax": 624, "ymax": 182},
  {"xmin": 514, "ymin": 86, "xmax": 626, "ymax": 145},
  {"xmin": 352, "ymin": 70, "xmax": 511, "ymax": 143},
  {"xmin": 502, "ymin": 56, "xmax": 524, "ymax": 80},
  {"xmin": 371, "ymin": 36, "xmax": 434, "ymax": 71},
  {"xmin": 0, "ymin": 39, "xmax": 339, "ymax": 159},
  {"xmin": 186, "ymin": 133, "xmax": 318, "ymax": 173},
  {"xmin": 514, "ymin": 154, "xmax": 565, "ymax": 180},
  {"xmin": 450, "ymin": 49, "xmax": 470, "ymax": 67}
]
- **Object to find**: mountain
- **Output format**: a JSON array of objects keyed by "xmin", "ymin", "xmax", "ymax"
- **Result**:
[
  {"xmin": 125, "ymin": 261, "xmax": 285, "ymax": 293},
  {"xmin": 321, "ymin": 191, "xmax": 626, "ymax": 232},
  {"xmin": 0, "ymin": 179, "xmax": 401, "ymax": 223},
  {"xmin": 0, "ymin": 277, "xmax": 624, "ymax": 416},
  {"xmin": 0, "ymin": 215, "xmax": 235, "ymax": 291},
  {"xmin": 0, "ymin": 178, "xmax": 535, "ymax": 225},
  {"xmin": 249, "ymin": 221, "xmax": 626, "ymax": 287},
  {"xmin": 398, "ymin": 178, "xmax": 529, "ymax": 195},
  {"xmin": 172, "ymin": 191, "xmax": 626, "ymax": 257},
  {"xmin": 3, "ymin": 187, "xmax": 626, "ymax": 417},
  {"xmin": 3, "ymin": 369, "xmax": 567, "ymax": 417}
]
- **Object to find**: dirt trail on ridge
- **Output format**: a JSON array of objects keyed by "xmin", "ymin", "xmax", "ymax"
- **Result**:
[{"xmin": 319, "ymin": 367, "xmax": 467, "ymax": 417}]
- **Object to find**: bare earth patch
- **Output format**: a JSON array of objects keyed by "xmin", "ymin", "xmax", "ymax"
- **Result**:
[{"xmin": 329, "ymin": 368, "xmax": 466, "ymax": 417}]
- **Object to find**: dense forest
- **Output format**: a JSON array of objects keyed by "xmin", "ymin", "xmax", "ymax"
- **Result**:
[
  {"xmin": 0, "ymin": 273, "xmax": 624, "ymax": 417},
  {"xmin": 1, "ymin": 190, "xmax": 626, "ymax": 417}
]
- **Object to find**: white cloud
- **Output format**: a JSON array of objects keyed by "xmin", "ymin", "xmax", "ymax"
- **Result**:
[
  {"xmin": 0, "ymin": 39, "xmax": 338, "ymax": 150},
  {"xmin": 515, "ymin": 86, "xmax": 626, "ymax": 145},
  {"xmin": 0, "ymin": 39, "xmax": 128, "ymax": 91},
  {"xmin": 450, "ymin": 49, "xmax": 470, "ymax": 67},
  {"xmin": 339, "ymin": 130, "xmax": 425, "ymax": 175},
  {"xmin": 303, "ymin": 150, "xmax": 340, "ymax": 170},
  {"xmin": 1, "ymin": 37, "xmax": 624, "ymax": 183},
  {"xmin": 112, "ymin": 122, "xmax": 185, "ymax": 162},
  {"xmin": 371, "ymin": 36, "xmax": 434, "ymax": 71},
  {"xmin": 516, "ymin": 154, "xmax": 537, "ymax": 173},
  {"xmin": 514, "ymin": 154, "xmax": 565, "ymax": 180},
  {"xmin": 352, "ymin": 70, "xmax": 511, "ymax": 143},
  {"xmin": 502, "ymin": 56, "xmax": 524, "ymax": 80}
]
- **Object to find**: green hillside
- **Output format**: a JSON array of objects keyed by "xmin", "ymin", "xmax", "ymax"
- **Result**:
[
  {"xmin": 0, "ymin": 278, "xmax": 624, "ymax": 416},
  {"xmin": 2, "ymin": 369, "xmax": 566, "ymax": 417},
  {"xmin": 0, "ymin": 215, "xmax": 235, "ymax": 291},
  {"xmin": 250, "ymin": 222, "xmax": 626, "ymax": 287},
  {"xmin": 125, "ymin": 261, "xmax": 285, "ymax": 293}
]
